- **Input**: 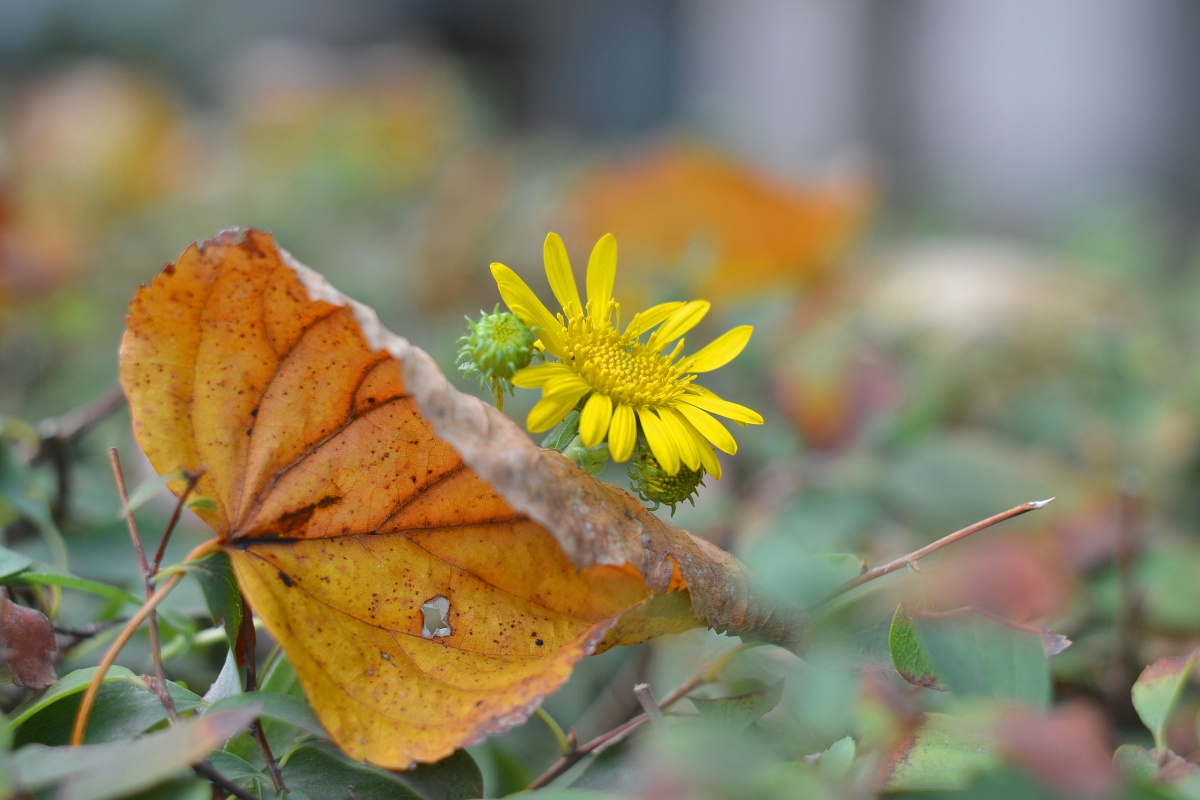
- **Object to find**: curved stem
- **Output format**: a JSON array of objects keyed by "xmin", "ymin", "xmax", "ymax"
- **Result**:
[
  {"xmin": 535, "ymin": 707, "xmax": 572, "ymax": 754},
  {"xmin": 71, "ymin": 538, "xmax": 222, "ymax": 746}
]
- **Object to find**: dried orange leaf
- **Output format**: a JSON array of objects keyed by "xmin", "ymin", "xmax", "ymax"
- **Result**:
[{"xmin": 119, "ymin": 229, "xmax": 806, "ymax": 769}]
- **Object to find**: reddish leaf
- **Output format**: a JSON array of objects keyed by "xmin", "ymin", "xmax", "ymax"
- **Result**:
[{"xmin": 0, "ymin": 596, "xmax": 57, "ymax": 689}]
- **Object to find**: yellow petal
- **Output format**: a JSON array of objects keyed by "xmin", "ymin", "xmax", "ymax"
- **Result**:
[
  {"xmin": 527, "ymin": 381, "xmax": 590, "ymax": 432},
  {"xmin": 512, "ymin": 362, "xmax": 575, "ymax": 389},
  {"xmin": 697, "ymin": 440, "xmax": 721, "ymax": 479},
  {"xmin": 678, "ymin": 387, "xmax": 763, "ymax": 426},
  {"xmin": 586, "ymin": 234, "xmax": 617, "ymax": 322},
  {"xmin": 608, "ymin": 403, "xmax": 637, "ymax": 462},
  {"xmin": 636, "ymin": 407, "xmax": 679, "ymax": 475},
  {"xmin": 491, "ymin": 263, "xmax": 567, "ymax": 357},
  {"xmin": 674, "ymin": 403, "xmax": 737, "ymax": 454},
  {"xmin": 543, "ymin": 233, "xmax": 582, "ymax": 316},
  {"xmin": 579, "ymin": 393, "xmax": 614, "ymax": 447},
  {"xmin": 659, "ymin": 408, "xmax": 701, "ymax": 471},
  {"xmin": 624, "ymin": 302, "xmax": 684, "ymax": 338},
  {"xmin": 649, "ymin": 300, "xmax": 710, "ymax": 349},
  {"xmin": 671, "ymin": 409, "xmax": 723, "ymax": 479},
  {"xmin": 681, "ymin": 326, "xmax": 753, "ymax": 374}
]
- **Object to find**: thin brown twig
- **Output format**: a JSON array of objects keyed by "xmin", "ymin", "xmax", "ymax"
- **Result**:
[
  {"xmin": 814, "ymin": 498, "xmax": 1056, "ymax": 608},
  {"xmin": 526, "ymin": 643, "xmax": 756, "ymax": 790},
  {"xmin": 152, "ymin": 468, "xmax": 205, "ymax": 572},
  {"xmin": 1106, "ymin": 474, "xmax": 1144, "ymax": 725},
  {"xmin": 109, "ymin": 449, "xmax": 176, "ymax": 723},
  {"xmin": 36, "ymin": 386, "xmax": 127, "ymax": 523},
  {"xmin": 241, "ymin": 599, "xmax": 287, "ymax": 794},
  {"xmin": 191, "ymin": 759, "xmax": 258, "ymax": 800}
]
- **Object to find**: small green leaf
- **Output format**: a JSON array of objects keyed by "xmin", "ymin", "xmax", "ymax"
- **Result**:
[
  {"xmin": 281, "ymin": 742, "xmax": 482, "ymax": 800},
  {"xmin": 884, "ymin": 713, "xmax": 998, "ymax": 790},
  {"xmin": 11, "ymin": 706, "xmax": 258, "ymax": 800},
  {"xmin": 817, "ymin": 735, "xmax": 856, "ymax": 781},
  {"xmin": 1132, "ymin": 652, "xmax": 1197, "ymax": 751},
  {"xmin": 10, "ymin": 568, "xmax": 141, "ymax": 607},
  {"xmin": 207, "ymin": 691, "xmax": 326, "ymax": 740},
  {"xmin": 690, "ymin": 680, "xmax": 784, "ymax": 731},
  {"xmin": 914, "ymin": 608, "xmax": 1053, "ymax": 708},
  {"xmin": 185, "ymin": 496, "xmax": 218, "ymax": 511},
  {"xmin": 204, "ymin": 749, "xmax": 266, "ymax": 785},
  {"xmin": 188, "ymin": 551, "xmax": 243, "ymax": 650},
  {"xmin": 889, "ymin": 604, "xmax": 940, "ymax": 689}
]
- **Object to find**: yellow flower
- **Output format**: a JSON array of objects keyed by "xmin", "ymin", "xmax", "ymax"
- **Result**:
[{"xmin": 490, "ymin": 232, "xmax": 763, "ymax": 478}]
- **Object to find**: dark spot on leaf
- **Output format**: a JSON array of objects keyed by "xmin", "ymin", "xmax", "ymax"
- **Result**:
[
  {"xmin": 273, "ymin": 495, "xmax": 343, "ymax": 534},
  {"xmin": 278, "ymin": 570, "xmax": 294, "ymax": 587},
  {"xmin": 535, "ymin": 639, "xmax": 544, "ymax": 647}
]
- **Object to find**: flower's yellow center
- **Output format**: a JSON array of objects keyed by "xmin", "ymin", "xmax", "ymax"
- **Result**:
[{"xmin": 560, "ymin": 303, "xmax": 692, "ymax": 408}]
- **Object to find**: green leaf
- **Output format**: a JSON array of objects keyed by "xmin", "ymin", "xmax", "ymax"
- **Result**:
[
  {"xmin": 884, "ymin": 713, "xmax": 999, "ymax": 790},
  {"xmin": 122, "ymin": 778, "xmax": 211, "ymax": 800},
  {"xmin": 10, "ymin": 568, "xmax": 141, "ymax": 607},
  {"xmin": 9, "ymin": 666, "xmax": 137, "ymax": 730},
  {"xmin": 281, "ymin": 742, "xmax": 482, "ymax": 800},
  {"xmin": 889, "ymin": 603, "xmax": 940, "ymax": 689},
  {"xmin": 204, "ymin": 649, "xmax": 242, "ymax": 704},
  {"xmin": 691, "ymin": 680, "xmax": 784, "ymax": 731},
  {"xmin": 204, "ymin": 749, "xmax": 267, "ymax": 785},
  {"xmin": 914, "ymin": 608, "xmax": 1053, "ymax": 708},
  {"xmin": 1132, "ymin": 652, "xmax": 1197, "ymax": 751},
  {"xmin": 0, "ymin": 545, "xmax": 33, "ymax": 579},
  {"xmin": 0, "ymin": 438, "xmax": 68, "ymax": 568},
  {"xmin": 1113, "ymin": 744, "xmax": 1159, "ymax": 784},
  {"xmin": 186, "ymin": 496, "xmax": 218, "ymax": 511},
  {"xmin": 816, "ymin": 735, "xmax": 856, "ymax": 781},
  {"xmin": 0, "ymin": 709, "xmax": 12, "ymax": 799},
  {"xmin": 188, "ymin": 551, "xmax": 243, "ymax": 650},
  {"xmin": 11, "ymin": 706, "xmax": 258, "ymax": 800},
  {"xmin": 11, "ymin": 668, "xmax": 205, "ymax": 746},
  {"xmin": 393, "ymin": 748, "xmax": 483, "ymax": 800},
  {"xmin": 260, "ymin": 651, "xmax": 306, "ymax": 700},
  {"xmin": 207, "ymin": 691, "xmax": 326, "ymax": 740}
]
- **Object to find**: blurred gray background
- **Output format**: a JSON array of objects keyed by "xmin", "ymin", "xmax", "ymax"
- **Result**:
[{"xmin": 0, "ymin": 0, "xmax": 1195, "ymax": 236}]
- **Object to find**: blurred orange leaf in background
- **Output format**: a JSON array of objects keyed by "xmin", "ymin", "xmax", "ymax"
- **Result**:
[
  {"xmin": 572, "ymin": 142, "xmax": 874, "ymax": 302},
  {"xmin": 118, "ymin": 229, "xmax": 805, "ymax": 768}
]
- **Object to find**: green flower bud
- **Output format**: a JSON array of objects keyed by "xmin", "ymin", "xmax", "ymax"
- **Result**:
[
  {"xmin": 627, "ymin": 444, "xmax": 705, "ymax": 515},
  {"xmin": 457, "ymin": 306, "xmax": 537, "ymax": 408}
]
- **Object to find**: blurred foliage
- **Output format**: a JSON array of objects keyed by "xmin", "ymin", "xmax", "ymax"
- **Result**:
[{"xmin": 2, "ymin": 40, "xmax": 1200, "ymax": 800}]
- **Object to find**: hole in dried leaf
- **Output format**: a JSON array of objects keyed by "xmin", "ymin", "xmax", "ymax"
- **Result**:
[{"xmin": 421, "ymin": 594, "xmax": 452, "ymax": 638}]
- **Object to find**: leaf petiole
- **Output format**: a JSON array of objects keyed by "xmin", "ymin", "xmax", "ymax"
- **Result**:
[{"xmin": 534, "ymin": 707, "xmax": 572, "ymax": 754}]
